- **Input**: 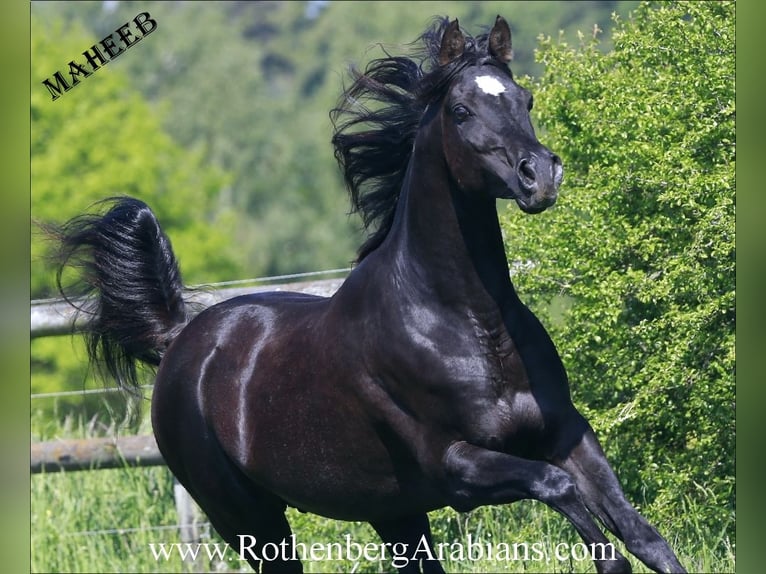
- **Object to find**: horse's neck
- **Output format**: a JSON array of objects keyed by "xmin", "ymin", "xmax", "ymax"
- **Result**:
[{"xmin": 383, "ymin": 145, "xmax": 519, "ymax": 313}]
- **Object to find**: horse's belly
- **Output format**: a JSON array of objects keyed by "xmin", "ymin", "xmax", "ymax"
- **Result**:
[{"xmin": 236, "ymin": 393, "xmax": 443, "ymax": 520}]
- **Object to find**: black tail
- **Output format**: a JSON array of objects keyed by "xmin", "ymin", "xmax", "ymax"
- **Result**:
[{"xmin": 51, "ymin": 197, "xmax": 188, "ymax": 397}]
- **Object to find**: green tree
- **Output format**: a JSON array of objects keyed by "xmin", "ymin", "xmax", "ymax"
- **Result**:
[
  {"xmin": 31, "ymin": 13, "xmax": 244, "ymax": 415},
  {"xmin": 502, "ymin": 1, "xmax": 734, "ymax": 540}
]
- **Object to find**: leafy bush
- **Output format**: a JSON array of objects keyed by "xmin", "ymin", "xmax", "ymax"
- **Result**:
[{"xmin": 502, "ymin": 1, "xmax": 734, "ymax": 540}]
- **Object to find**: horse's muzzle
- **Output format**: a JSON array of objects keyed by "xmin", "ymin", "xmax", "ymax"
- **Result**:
[
  {"xmin": 516, "ymin": 151, "xmax": 563, "ymax": 197},
  {"xmin": 512, "ymin": 150, "xmax": 563, "ymax": 213}
]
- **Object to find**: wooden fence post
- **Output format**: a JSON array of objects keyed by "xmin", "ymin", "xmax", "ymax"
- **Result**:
[{"xmin": 173, "ymin": 477, "xmax": 204, "ymax": 571}]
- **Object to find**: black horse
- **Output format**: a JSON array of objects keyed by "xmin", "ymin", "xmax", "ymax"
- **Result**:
[{"xmin": 53, "ymin": 17, "xmax": 685, "ymax": 574}]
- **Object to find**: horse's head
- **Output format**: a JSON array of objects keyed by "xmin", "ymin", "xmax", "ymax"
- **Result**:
[{"xmin": 436, "ymin": 17, "xmax": 563, "ymax": 213}]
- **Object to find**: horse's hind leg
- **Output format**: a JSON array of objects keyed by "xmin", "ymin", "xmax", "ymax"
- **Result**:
[
  {"xmin": 370, "ymin": 514, "xmax": 446, "ymax": 574},
  {"xmin": 552, "ymin": 416, "xmax": 686, "ymax": 573},
  {"xmin": 157, "ymin": 432, "xmax": 302, "ymax": 573},
  {"xmin": 177, "ymin": 464, "xmax": 302, "ymax": 573},
  {"xmin": 199, "ymin": 485, "xmax": 302, "ymax": 574}
]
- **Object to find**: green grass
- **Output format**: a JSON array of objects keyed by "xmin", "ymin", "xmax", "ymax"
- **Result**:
[{"xmin": 31, "ymin": 413, "xmax": 734, "ymax": 573}]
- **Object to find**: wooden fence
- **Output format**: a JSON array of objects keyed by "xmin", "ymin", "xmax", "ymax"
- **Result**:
[
  {"xmin": 31, "ymin": 276, "xmax": 346, "ymax": 338},
  {"xmin": 31, "ymin": 434, "xmax": 163, "ymax": 473}
]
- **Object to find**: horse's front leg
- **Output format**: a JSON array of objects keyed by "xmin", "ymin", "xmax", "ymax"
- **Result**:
[
  {"xmin": 442, "ymin": 441, "xmax": 632, "ymax": 574},
  {"xmin": 552, "ymin": 415, "xmax": 686, "ymax": 573}
]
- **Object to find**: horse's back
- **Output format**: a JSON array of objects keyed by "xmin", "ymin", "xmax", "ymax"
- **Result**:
[{"xmin": 154, "ymin": 290, "xmax": 329, "ymax": 397}]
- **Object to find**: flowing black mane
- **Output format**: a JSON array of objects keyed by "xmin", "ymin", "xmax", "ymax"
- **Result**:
[{"xmin": 331, "ymin": 17, "xmax": 510, "ymax": 261}]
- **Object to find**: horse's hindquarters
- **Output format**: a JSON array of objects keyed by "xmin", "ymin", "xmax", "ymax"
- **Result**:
[{"xmin": 152, "ymin": 292, "xmax": 444, "ymax": 523}]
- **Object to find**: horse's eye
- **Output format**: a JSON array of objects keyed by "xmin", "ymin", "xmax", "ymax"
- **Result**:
[{"xmin": 452, "ymin": 104, "xmax": 471, "ymax": 123}]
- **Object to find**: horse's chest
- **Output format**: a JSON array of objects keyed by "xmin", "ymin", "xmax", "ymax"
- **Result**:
[
  {"xmin": 415, "ymin": 309, "xmax": 527, "ymax": 388},
  {"xmin": 452, "ymin": 320, "xmax": 553, "ymax": 451},
  {"xmin": 463, "ymin": 389, "xmax": 548, "ymax": 454},
  {"xmin": 392, "ymin": 306, "xmax": 562, "ymax": 452}
]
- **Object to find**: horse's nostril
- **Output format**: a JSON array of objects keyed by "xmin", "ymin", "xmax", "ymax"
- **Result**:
[{"xmin": 518, "ymin": 159, "xmax": 536, "ymax": 186}]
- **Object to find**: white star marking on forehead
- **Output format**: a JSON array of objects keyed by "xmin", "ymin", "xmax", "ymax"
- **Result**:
[{"xmin": 475, "ymin": 75, "xmax": 507, "ymax": 96}]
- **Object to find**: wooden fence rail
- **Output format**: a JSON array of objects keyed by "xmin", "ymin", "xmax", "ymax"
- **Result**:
[
  {"xmin": 31, "ymin": 276, "xmax": 345, "ymax": 338},
  {"xmin": 31, "ymin": 435, "xmax": 164, "ymax": 474}
]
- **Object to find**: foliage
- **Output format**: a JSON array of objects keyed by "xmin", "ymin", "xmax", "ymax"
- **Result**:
[
  {"xmin": 501, "ymin": 0, "xmax": 734, "ymax": 541},
  {"xmin": 31, "ymin": 14, "xmax": 242, "ymax": 295}
]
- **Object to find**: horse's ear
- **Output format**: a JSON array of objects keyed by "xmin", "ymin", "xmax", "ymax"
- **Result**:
[
  {"xmin": 438, "ymin": 19, "xmax": 465, "ymax": 66},
  {"xmin": 488, "ymin": 15, "xmax": 513, "ymax": 63}
]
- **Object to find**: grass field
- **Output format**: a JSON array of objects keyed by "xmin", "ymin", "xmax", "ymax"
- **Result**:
[{"xmin": 31, "ymin": 413, "xmax": 735, "ymax": 573}]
